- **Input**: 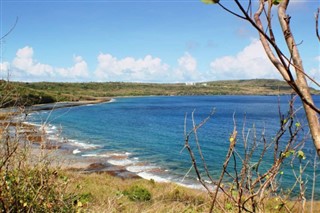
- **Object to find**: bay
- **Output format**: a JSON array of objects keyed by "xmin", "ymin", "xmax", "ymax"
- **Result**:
[{"xmin": 28, "ymin": 95, "xmax": 320, "ymax": 196}]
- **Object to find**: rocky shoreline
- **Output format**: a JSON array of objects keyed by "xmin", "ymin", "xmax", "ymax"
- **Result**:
[{"xmin": 0, "ymin": 97, "xmax": 142, "ymax": 180}]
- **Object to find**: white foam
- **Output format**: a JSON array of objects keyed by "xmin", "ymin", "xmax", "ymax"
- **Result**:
[
  {"xmin": 68, "ymin": 140, "xmax": 100, "ymax": 149},
  {"xmin": 107, "ymin": 159, "xmax": 134, "ymax": 166},
  {"xmin": 81, "ymin": 154, "xmax": 98, "ymax": 157},
  {"xmin": 81, "ymin": 153, "xmax": 109, "ymax": 158},
  {"xmin": 110, "ymin": 152, "xmax": 131, "ymax": 157},
  {"xmin": 176, "ymin": 182, "xmax": 205, "ymax": 190},
  {"xmin": 73, "ymin": 149, "xmax": 81, "ymax": 154},
  {"xmin": 43, "ymin": 124, "xmax": 58, "ymax": 134},
  {"xmin": 23, "ymin": 121, "xmax": 41, "ymax": 127},
  {"xmin": 137, "ymin": 172, "xmax": 170, "ymax": 183},
  {"xmin": 126, "ymin": 165, "xmax": 158, "ymax": 173}
]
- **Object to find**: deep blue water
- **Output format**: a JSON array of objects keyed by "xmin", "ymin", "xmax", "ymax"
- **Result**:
[{"xmin": 28, "ymin": 95, "xmax": 320, "ymax": 197}]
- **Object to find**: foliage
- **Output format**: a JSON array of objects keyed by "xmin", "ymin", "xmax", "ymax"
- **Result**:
[
  {"xmin": 0, "ymin": 111, "xmax": 80, "ymax": 212},
  {"xmin": 123, "ymin": 185, "xmax": 152, "ymax": 201},
  {"xmin": 2, "ymin": 79, "xmax": 319, "ymax": 108},
  {"xmin": 201, "ymin": 0, "xmax": 219, "ymax": 4}
]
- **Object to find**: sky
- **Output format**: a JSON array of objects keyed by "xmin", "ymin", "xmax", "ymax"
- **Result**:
[{"xmin": 0, "ymin": 0, "xmax": 319, "ymax": 84}]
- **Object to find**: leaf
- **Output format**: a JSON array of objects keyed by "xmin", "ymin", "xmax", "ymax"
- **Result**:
[
  {"xmin": 297, "ymin": 150, "xmax": 306, "ymax": 160},
  {"xmin": 295, "ymin": 122, "xmax": 301, "ymax": 128},
  {"xmin": 272, "ymin": 0, "xmax": 282, "ymax": 5},
  {"xmin": 229, "ymin": 137, "xmax": 234, "ymax": 143},
  {"xmin": 201, "ymin": 0, "xmax": 219, "ymax": 4},
  {"xmin": 282, "ymin": 150, "xmax": 295, "ymax": 158}
]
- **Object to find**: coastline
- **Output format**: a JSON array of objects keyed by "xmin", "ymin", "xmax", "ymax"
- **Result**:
[
  {"xmin": 13, "ymin": 98, "xmax": 204, "ymax": 189},
  {"xmin": 26, "ymin": 97, "xmax": 112, "ymax": 111},
  {"xmin": 1, "ymin": 97, "xmax": 144, "ymax": 180},
  {"xmin": 29, "ymin": 97, "xmax": 145, "ymax": 179}
]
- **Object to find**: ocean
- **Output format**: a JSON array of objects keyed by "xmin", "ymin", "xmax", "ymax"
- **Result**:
[{"xmin": 27, "ymin": 95, "xmax": 320, "ymax": 197}]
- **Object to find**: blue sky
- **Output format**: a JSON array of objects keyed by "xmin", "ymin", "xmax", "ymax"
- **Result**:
[{"xmin": 0, "ymin": 0, "xmax": 319, "ymax": 84}]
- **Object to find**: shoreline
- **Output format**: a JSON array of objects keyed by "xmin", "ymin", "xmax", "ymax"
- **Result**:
[
  {"xmin": 1, "ymin": 98, "xmax": 202, "ymax": 188},
  {"xmin": 1, "ymin": 97, "xmax": 145, "ymax": 180},
  {"xmin": 26, "ymin": 97, "xmax": 112, "ymax": 111},
  {"xmin": 28, "ymin": 97, "xmax": 145, "ymax": 180},
  {"xmin": 15, "ymin": 99, "xmax": 204, "ymax": 189}
]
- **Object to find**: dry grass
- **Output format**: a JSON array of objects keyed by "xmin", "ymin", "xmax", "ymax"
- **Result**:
[{"xmin": 65, "ymin": 171, "xmax": 211, "ymax": 213}]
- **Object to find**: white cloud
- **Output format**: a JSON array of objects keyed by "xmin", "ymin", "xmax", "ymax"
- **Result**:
[
  {"xmin": 12, "ymin": 46, "xmax": 54, "ymax": 78},
  {"xmin": 174, "ymin": 52, "xmax": 204, "ymax": 82},
  {"xmin": 4, "ymin": 42, "xmax": 289, "ymax": 83},
  {"xmin": 0, "ymin": 61, "xmax": 10, "ymax": 79},
  {"xmin": 7, "ymin": 46, "xmax": 90, "ymax": 82},
  {"xmin": 94, "ymin": 53, "xmax": 170, "ymax": 82},
  {"xmin": 308, "ymin": 56, "xmax": 320, "ymax": 89},
  {"xmin": 0, "ymin": 61, "xmax": 9, "ymax": 72},
  {"xmin": 210, "ymin": 39, "xmax": 279, "ymax": 80},
  {"xmin": 56, "ymin": 56, "xmax": 89, "ymax": 80}
]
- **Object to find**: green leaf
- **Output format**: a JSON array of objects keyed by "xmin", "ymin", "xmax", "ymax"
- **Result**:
[
  {"xmin": 295, "ymin": 122, "xmax": 301, "ymax": 128},
  {"xmin": 297, "ymin": 150, "xmax": 306, "ymax": 160},
  {"xmin": 201, "ymin": 0, "xmax": 219, "ymax": 4},
  {"xmin": 272, "ymin": 0, "xmax": 282, "ymax": 5},
  {"xmin": 282, "ymin": 150, "xmax": 295, "ymax": 158}
]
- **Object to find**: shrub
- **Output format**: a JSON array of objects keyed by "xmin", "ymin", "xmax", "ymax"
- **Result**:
[
  {"xmin": 123, "ymin": 185, "xmax": 152, "ymax": 201},
  {"xmin": 0, "ymin": 111, "xmax": 79, "ymax": 212}
]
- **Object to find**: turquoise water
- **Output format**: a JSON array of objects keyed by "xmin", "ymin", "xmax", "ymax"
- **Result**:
[{"xmin": 28, "ymin": 95, "xmax": 320, "ymax": 196}]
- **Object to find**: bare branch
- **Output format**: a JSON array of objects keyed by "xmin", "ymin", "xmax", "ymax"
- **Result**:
[
  {"xmin": 210, "ymin": 113, "xmax": 237, "ymax": 212},
  {"xmin": 0, "ymin": 17, "xmax": 18, "ymax": 41},
  {"xmin": 217, "ymin": 2, "xmax": 246, "ymax": 20},
  {"xmin": 316, "ymin": 8, "xmax": 320, "ymax": 42}
]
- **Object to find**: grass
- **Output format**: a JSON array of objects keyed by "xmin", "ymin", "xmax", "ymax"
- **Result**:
[
  {"xmin": 60, "ymin": 170, "xmax": 320, "ymax": 212},
  {"xmin": 64, "ymin": 171, "xmax": 211, "ymax": 212}
]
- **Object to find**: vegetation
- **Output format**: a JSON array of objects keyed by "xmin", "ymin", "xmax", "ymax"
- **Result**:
[
  {"xmin": 1, "ymin": 79, "xmax": 319, "ymax": 107},
  {"xmin": 1, "ymin": 80, "xmax": 320, "ymax": 212},
  {"xmin": 0, "ymin": 113, "xmax": 80, "ymax": 212},
  {"xmin": 184, "ymin": 97, "xmax": 320, "ymax": 212}
]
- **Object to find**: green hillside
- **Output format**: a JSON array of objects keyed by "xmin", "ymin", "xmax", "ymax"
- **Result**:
[{"xmin": 1, "ymin": 79, "xmax": 319, "ymax": 107}]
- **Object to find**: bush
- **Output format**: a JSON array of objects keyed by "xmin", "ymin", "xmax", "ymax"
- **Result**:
[
  {"xmin": 123, "ymin": 185, "xmax": 152, "ymax": 201},
  {"xmin": 0, "ymin": 112, "xmax": 79, "ymax": 212}
]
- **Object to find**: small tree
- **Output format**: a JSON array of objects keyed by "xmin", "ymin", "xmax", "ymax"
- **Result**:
[{"xmin": 202, "ymin": 0, "xmax": 320, "ymax": 156}]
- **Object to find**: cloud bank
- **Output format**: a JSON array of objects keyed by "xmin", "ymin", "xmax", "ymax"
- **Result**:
[
  {"xmin": 209, "ymin": 39, "xmax": 278, "ymax": 80},
  {"xmin": 1, "ymin": 40, "xmax": 303, "ymax": 83}
]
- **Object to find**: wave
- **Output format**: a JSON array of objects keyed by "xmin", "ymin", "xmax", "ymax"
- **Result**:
[
  {"xmin": 107, "ymin": 159, "xmax": 135, "ymax": 166},
  {"xmin": 67, "ymin": 139, "xmax": 101, "ymax": 149},
  {"xmin": 137, "ymin": 171, "xmax": 171, "ymax": 183}
]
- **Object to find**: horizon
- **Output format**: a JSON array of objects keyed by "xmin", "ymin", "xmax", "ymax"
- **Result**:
[
  {"xmin": 1, "ymin": 0, "xmax": 319, "ymax": 86},
  {"xmin": 1, "ymin": 78, "xmax": 288, "ymax": 84}
]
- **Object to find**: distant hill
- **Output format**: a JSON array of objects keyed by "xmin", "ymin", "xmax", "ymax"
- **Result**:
[{"xmin": 1, "ymin": 79, "xmax": 319, "ymax": 107}]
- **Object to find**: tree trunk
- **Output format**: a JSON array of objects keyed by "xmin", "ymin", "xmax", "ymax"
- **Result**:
[{"xmin": 278, "ymin": 0, "xmax": 320, "ymax": 156}]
